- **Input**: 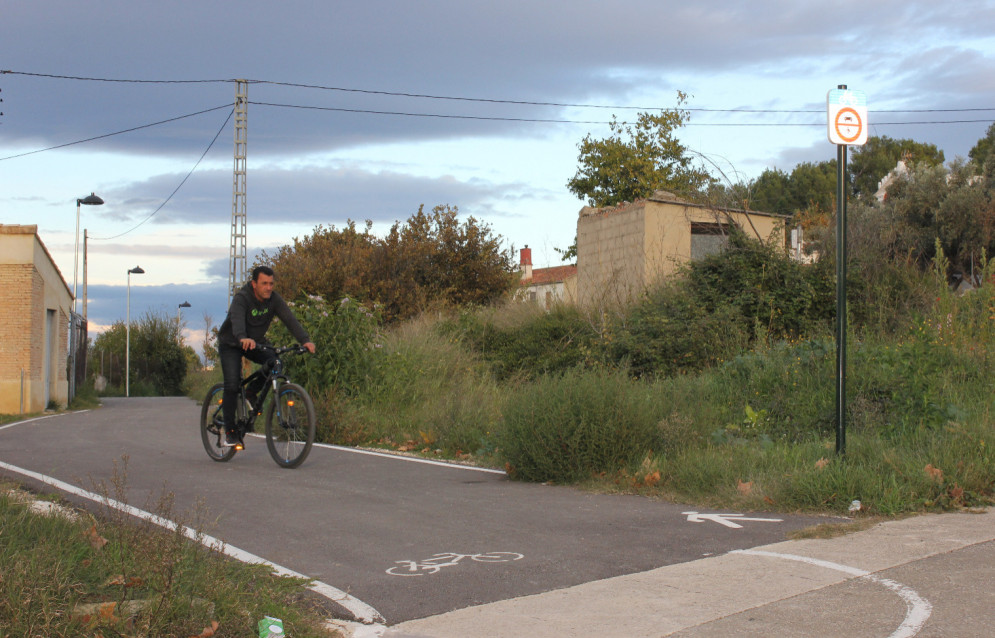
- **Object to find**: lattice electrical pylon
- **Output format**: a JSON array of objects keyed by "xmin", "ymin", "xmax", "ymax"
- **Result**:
[{"xmin": 228, "ymin": 79, "xmax": 248, "ymax": 305}]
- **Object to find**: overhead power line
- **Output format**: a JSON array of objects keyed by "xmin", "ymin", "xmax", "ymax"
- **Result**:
[
  {"xmin": 252, "ymin": 100, "xmax": 994, "ymax": 127},
  {"xmin": 1, "ymin": 70, "xmax": 231, "ymax": 84},
  {"xmin": 4, "ymin": 69, "xmax": 994, "ymax": 115},
  {"xmin": 90, "ymin": 108, "xmax": 235, "ymax": 241},
  {"xmin": 0, "ymin": 104, "xmax": 232, "ymax": 161},
  {"xmin": 248, "ymin": 100, "xmax": 609, "ymax": 124}
]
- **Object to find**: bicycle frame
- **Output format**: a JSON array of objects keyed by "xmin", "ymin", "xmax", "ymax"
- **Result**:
[{"xmin": 236, "ymin": 344, "xmax": 300, "ymax": 428}]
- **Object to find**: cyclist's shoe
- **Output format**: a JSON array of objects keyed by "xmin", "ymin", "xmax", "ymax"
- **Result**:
[{"xmin": 221, "ymin": 429, "xmax": 244, "ymax": 451}]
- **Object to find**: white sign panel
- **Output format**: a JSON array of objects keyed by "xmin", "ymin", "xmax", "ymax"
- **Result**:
[{"xmin": 827, "ymin": 89, "xmax": 868, "ymax": 146}]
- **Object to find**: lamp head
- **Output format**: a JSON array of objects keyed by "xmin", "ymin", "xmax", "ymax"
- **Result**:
[
  {"xmin": 179, "ymin": 301, "xmax": 191, "ymax": 309},
  {"xmin": 78, "ymin": 193, "xmax": 104, "ymax": 206},
  {"xmin": 128, "ymin": 266, "xmax": 145, "ymax": 275}
]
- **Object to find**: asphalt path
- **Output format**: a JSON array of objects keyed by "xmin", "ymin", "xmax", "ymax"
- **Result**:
[{"xmin": 0, "ymin": 397, "xmax": 844, "ymax": 626}]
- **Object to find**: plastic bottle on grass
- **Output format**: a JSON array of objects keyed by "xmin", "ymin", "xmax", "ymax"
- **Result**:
[{"xmin": 258, "ymin": 616, "xmax": 285, "ymax": 637}]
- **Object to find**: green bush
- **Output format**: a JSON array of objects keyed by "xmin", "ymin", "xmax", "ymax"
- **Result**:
[
  {"xmin": 684, "ymin": 229, "xmax": 834, "ymax": 340},
  {"xmin": 610, "ymin": 282, "xmax": 749, "ymax": 378},
  {"xmin": 500, "ymin": 368, "xmax": 662, "ymax": 483},
  {"xmin": 440, "ymin": 304, "xmax": 600, "ymax": 380},
  {"xmin": 90, "ymin": 310, "xmax": 187, "ymax": 396},
  {"xmin": 271, "ymin": 294, "xmax": 385, "ymax": 397}
]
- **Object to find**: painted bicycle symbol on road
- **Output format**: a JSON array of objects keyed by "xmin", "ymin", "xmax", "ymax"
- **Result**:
[{"xmin": 386, "ymin": 552, "xmax": 524, "ymax": 577}]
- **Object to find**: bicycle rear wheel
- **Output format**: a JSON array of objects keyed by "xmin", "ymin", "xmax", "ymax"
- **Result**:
[
  {"xmin": 201, "ymin": 383, "xmax": 237, "ymax": 462},
  {"xmin": 265, "ymin": 382, "xmax": 316, "ymax": 468}
]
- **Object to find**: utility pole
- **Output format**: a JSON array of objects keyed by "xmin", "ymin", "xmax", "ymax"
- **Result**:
[{"xmin": 229, "ymin": 79, "xmax": 248, "ymax": 305}]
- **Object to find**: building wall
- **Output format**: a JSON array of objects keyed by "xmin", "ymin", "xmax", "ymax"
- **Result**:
[
  {"xmin": 0, "ymin": 225, "xmax": 72, "ymax": 413},
  {"xmin": 576, "ymin": 196, "xmax": 786, "ymax": 308},
  {"xmin": 576, "ymin": 204, "xmax": 648, "ymax": 308},
  {"xmin": 519, "ymin": 275, "xmax": 578, "ymax": 310}
]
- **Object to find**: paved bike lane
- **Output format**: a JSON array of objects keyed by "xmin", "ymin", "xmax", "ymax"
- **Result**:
[{"xmin": 0, "ymin": 397, "xmax": 842, "ymax": 626}]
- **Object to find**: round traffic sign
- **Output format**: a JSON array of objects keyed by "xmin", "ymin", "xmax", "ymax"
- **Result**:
[{"xmin": 834, "ymin": 107, "xmax": 863, "ymax": 144}]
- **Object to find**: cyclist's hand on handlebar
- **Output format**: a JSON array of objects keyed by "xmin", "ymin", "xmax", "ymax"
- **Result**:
[
  {"xmin": 302, "ymin": 342, "xmax": 316, "ymax": 354},
  {"xmin": 240, "ymin": 338, "xmax": 257, "ymax": 351}
]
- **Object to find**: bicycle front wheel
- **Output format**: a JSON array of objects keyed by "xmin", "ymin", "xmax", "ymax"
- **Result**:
[
  {"xmin": 201, "ymin": 383, "xmax": 236, "ymax": 462},
  {"xmin": 264, "ymin": 382, "xmax": 316, "ymax": 468}
]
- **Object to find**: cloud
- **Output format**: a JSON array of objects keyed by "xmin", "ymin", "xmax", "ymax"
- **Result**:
[
  {"xmin": 4, "ymin": 0, "xmax": 993, "ymax": 162},
  {"xmin": 86, "ymin": 164, "xmax": 530, "ymax": 229},
  {"xmin": 85, "ymin": 281, "xmax": 229, "ymax": 332}
]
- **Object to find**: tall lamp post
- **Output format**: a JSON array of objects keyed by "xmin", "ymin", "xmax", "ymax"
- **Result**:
[
  {"xmin": 73, "ymin": 193, "xmax": 104, "ymax": 314},
  {"xmin": 177, "ymin": 301, "xmax": 191, "ymax": 346},
  {"xmin": 126, "ymin": 266, "xmax": 145, "ymax": 397}
]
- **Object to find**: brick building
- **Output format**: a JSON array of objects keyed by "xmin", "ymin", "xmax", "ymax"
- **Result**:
[
  {"xmin": 0, "ymin": 225, "xmax": 73, "ymax": 413},
  {"xmin": 576, "ymin": 191, "xmax": 786, "ymax": 308}
]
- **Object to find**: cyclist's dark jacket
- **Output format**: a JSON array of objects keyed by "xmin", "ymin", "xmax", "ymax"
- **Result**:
[{"xmin": 218, "ymin": 281, "xmax": 311, "ymax": 348}]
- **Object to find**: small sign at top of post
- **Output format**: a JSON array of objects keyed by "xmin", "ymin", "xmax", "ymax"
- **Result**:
[{"xmin": 827, "ymin": 88, "xmax": 868, "ymax": 146}]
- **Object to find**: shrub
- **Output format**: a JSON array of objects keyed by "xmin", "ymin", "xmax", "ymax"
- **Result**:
[
  {"xmin": 356, "ymin": 315, "xmax": 503, "ymax": 456},
  {"xmin": 683, "ymin": 229, "xmax": 834, "ymax": 340},
  {"xmin": 499, "ymin": 368, "xmax": 662, "ymax": 483},
  {"xmin": 271, "ymin": 294, "xmax": 385, "ymax": 397},
  {"xmin": 441, "ymin": 304, "xmax": 600, "ymax": 380},
  {"xmin": 610, "ymin": 282, "xmax": 749, "ymax": 378}
]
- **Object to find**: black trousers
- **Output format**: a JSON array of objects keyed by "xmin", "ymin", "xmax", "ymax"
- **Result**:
[{"xmin": 219, "ymin": 341, "xmax": 276, "ymax": 431}]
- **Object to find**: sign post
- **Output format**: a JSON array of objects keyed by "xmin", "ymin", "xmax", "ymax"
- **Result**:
[{"xmin": 827, "ymin": 85, "xmax": 867, "ymax": 456}]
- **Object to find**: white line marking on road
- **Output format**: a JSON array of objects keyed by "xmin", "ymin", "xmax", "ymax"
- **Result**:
[
  {"xmin": 684, "ymin": 511, "xmax": 783, "ymax": 528},
  {"xmin": 312, "ymin": 441, "xmax": 507, "ymax": 475},
  {"xmin": 733, "ymin": 549, "xmax": 932, "ymax": 638},
  {"xmin": 0, "ymin": 459, "xmax": 386, "ymax": 628},
  {"xmin": 0, "ymin": 411, "xmax": 83, "ymax": 431}
]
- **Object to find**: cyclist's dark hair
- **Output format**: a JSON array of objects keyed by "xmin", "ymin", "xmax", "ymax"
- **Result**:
[{"xmin": 252, "ymin": 265, "xmax": 274, "ymax": 281}]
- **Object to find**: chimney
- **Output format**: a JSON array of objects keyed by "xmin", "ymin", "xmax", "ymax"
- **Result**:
[{"xmin": 520, "ymin": 245, "xmax": 533, "ymax": 280}]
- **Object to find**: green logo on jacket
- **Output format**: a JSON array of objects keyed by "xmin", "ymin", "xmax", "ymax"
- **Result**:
[{"xmin": 251, "ymin": 308, "xmax": 270, "ymax": 318}]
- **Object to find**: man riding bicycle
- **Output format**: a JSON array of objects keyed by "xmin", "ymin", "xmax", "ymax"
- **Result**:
[{"xmin": 217, "ymin": 265, "xmax": 315, "ymax": 448}]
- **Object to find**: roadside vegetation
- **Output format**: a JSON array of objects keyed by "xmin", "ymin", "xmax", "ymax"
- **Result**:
[
  {"xmin": 0, "ymin": 471, "xmax": 341, "ymax": 638},
  {"xmin": 250, "ymin": 123, "xmax": 995, "ymax": 519}
]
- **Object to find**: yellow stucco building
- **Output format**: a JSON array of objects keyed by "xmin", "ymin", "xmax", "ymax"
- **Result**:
[{"xmin": 576, "ymin": 191, "xmax": 787, "ymax": 308}]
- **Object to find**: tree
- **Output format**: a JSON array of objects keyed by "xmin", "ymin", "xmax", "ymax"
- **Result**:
[
  {"xmin": 747, "ymin": 168, "xmax": 793, "ymax": 215},
  {"xmin": 90, "ymin": 309, "xmax": 187, "ymax": 395},
  {"xmin": 201, "ymin": 312, "xmax": 218, "ymax": 369},
  {"xmin": 263, "ymin": 205, "xmax": 517, "ymax": 323},
  {"xmin": 849, "ymin": 135, "xmax": 944, "ymax": 198},
  {"xmin": 969, "ymin": 123, "xmax": 995, "ymax": 172},
  {"xmin": 789, "ymin": 161, "xmax": 838, "ymax": 213},
  {"xmin": 566, "ymin": 93, "xmax": 712, "ymax": 207}
]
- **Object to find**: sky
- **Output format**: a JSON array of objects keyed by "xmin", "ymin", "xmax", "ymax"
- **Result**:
[{"xmin": 3, "ymin": 1, "xmax": 994, "ymax": 355}]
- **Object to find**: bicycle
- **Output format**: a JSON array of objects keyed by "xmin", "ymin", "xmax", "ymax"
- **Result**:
[{"xmin": 200, "ymin": 344, "xmax": 316, "ymax": 468}]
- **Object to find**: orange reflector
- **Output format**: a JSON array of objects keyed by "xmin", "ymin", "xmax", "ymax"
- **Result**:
[{"xmin": 287, "ymin": 400, "xmax": 295, "ymax": 407}]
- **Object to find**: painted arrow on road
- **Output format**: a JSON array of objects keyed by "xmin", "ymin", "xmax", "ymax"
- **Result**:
[{"xmin": 683, "ymin": 511, "xmax": 783, "ymax": 529}]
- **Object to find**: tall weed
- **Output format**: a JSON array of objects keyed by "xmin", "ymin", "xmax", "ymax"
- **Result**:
[
  {"xmin": 355, "ymin": 315, "xmax": 504, "ymax": 456},
  {"xmin": 500, "ymin": 368, "xmax": 662, "ymax": 483}
]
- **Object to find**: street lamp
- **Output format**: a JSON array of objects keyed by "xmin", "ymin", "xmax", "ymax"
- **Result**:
[
  {"xmin": 126, "ymin": 266, "xmax": 145, "ymax": 397},
  {"xmin": 176, "ymin": 301, "xmax": 192, "ymax": 345},
  {"xmin": 74, "ymin": 193, "xmax": 104, "ymax": 315}
]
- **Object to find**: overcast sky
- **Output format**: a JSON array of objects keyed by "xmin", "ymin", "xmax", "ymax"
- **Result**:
[{"xmin": 3, "ymin": 0, "xmax": 994, "ymax": 351}]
